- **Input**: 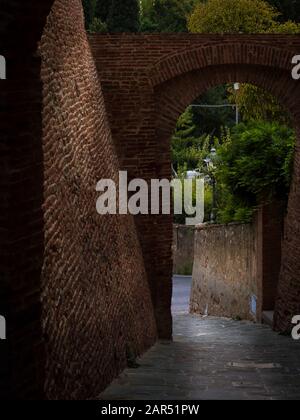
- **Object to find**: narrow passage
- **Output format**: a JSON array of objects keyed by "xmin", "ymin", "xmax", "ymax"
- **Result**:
[{"xmin": 100, "ymin": 277, "xmax": 300, "ymax": 400}]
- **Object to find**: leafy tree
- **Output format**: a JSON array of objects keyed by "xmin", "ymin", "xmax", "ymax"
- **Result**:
[
  {"xmin": 192, "ymin": 85, "xmax": 236, "ymax": 139},
  {"xmin": 89, "ymin": 17, "xmax": 107, "ymax": 33},
  {"xmin": 82, "ymin": 0, "xmax": 97, "ymax": 29},
  {"xmin": 188, "ymin": 0, "xmax": 279, "ymax": 34},
  {"xmin": 172, "ymin": 107, "xmax": 207, "ymax": 171},
  {"xmin": 173, "ymin": 164, "xmax": 214, "ymax": 224},
  {"xmin": 107, "ymin": 0, "xmax": 140, "ymax": 32},
  {"xmin": 140, "ymin": 0, "xmax": 156, "ymax": 15},
  {"xmin": 188, "ymin": 0, "xmax": 300, "ymax": 33},
  {"xmin": 141, "ymin": 0, "xmax": 196, "ymax": 32},
  {"xmin": 266, "ymin": 0, "xmax": 300, "ymax": 22},
  {"xmin": 216, "ymin": 186, "xmax": 254, "ymax": 224},
  {"xmin": 95, "ymin": 0, "xmax": 112, "ymax": 23},
  {"xmin": 188, "ymin": 0, "xmax": 300, "ymax": 130},
  {"xmin": 269, "ymin": 20, "xmax": 300, "ymax": 32},
  {"xmin": 228, "ymin": 85, "xmax": 291, "ymax": 124},
  {"xmin": 216, "ymin": 122, "xmax": 295, "ymax": 214}
]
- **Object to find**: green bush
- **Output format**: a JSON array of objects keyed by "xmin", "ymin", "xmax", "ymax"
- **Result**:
[
  {"xmin": 173, "ymin": 164, "xmax": 213, "ymax": 225},
  {"xmin": 217, "ymin": 121, "xmax": 295, "ymax": 202},
  {"xmin": 171, "ymin": 107, "xmax": 207, "ymax": 171},
  {"xmin": 89, "ymin": 17, "xmax": 107, "ymax": 33},
  {"xmin": 215, "ymin": 121, "xmax": 295, "ymax": 223}
]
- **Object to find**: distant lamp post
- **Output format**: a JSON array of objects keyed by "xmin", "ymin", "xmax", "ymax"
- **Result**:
[
  {"xmin": 204, "ymin": 148, "xmax": 217, "ymax": 223},
  {"xmin": 234, "ymin": 82, "xmax": 240, "ymax": 125}
]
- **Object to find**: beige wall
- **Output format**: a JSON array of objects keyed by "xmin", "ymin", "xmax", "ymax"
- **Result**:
[{"xmin": 190, "ymin": 223, "xmax": 258, "ymax": 321}]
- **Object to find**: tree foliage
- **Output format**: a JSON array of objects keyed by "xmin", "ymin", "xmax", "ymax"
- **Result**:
[
  {"xmin": 188, "ymin": 0, "xmax": 280, "ymax": 33},
  {"xmin": 188, "ymin": 0, "xmax": 300, "ymax": 132},
  {"xmin": 188, "ymin": 0, "xmax": 300, "ymax": 33},
  {"xmin": 228, "ymin": 85, "xmax": 291, "ymax": 124},
  {"xmin": 140, "ymin": 0, "xmax": 196, "ymax": 32},
  {"xmin": 213, "ymin": 122, "xmax": 295, "ymax": 223},
  {"xmin": 82, "ymin": 0, "xmax": 97, "ymax": 29},
  {"xmin": 192, "ymin": 85, "xmax": 236, "ymax": 139},
  {"xmin": 171, "ymin": 107, "xmax": 206, "ymax": 171},
  {"xmin": 89, "ymin": 17, "xmax": 107, "ymax": 33},
  {"xmin": 216, "ymin": 121, "xmax": 295, "ymax": 207},
  {"xmin": 173, "ymin": 165, "xmax": 214, "ymax": 224},
  {"xmin": 266, "ymin": 0, "xmax": 300, "ymax": 22},
  {"xmin": 95, "ymin": 0, "xmax": 111, "ymax": 22},
  {"xmin": 268, "ymin": 20, "xmax": 300, "ymax": 32},
  {"xmin": 107, "ymin": 0, "xmax": 140, "ymax": 32},
  {"xmin": 82, "ymin": 0, "xmax": 140, "ymax": 32}
]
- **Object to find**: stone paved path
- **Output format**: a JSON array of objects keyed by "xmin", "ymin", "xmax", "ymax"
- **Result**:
[{"xmin": 100, "ymin": 278, "xmax": 300, "ymax": 401}]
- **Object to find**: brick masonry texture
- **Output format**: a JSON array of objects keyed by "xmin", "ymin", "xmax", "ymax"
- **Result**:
[
  {"xmin": 0, "ymin": 0, "xmax": 56, "ymax": 400},
  {"xmin": 89, "ymin": 33, "xmax": 300, "ymax": 336},
  {"xmin": 0, "ymin": 0, "xmax": 156, "ymax": 400},
  {"xmin": 1, "ymin": 1, "xmax": 300, "ymax": 400},
  {"xmin": 39, "ymin": 0, "xmax": 157, "ymax": 400}
]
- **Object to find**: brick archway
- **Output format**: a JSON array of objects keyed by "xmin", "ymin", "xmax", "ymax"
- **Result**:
[
  {"xmin": 155, "ymin": 65, "xmax": 300, "ymax": 330},
  {"xmin": 91, "ymin": 34, "xmax": 300, "ymax": 339},
  {"xmin": 149, "ymin": 42, "xmax": 295, "ymax": 87}
]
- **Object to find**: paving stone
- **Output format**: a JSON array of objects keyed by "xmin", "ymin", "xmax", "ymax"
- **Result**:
[{"xmin": 99, "ymin": 314, "xmax": 300, "ymax": 401}]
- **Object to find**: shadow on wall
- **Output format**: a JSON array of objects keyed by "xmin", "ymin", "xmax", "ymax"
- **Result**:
[
  {"xmin": 0, "ymin": 0, "xmax": 48, "ymax": 399},
  {"xmin": 1, "ymin": 0, "xmax": 157, "ymax": 400},
  {"xmin": 173, "ymin": 225, "xmax": 195, "ymax": 275}
]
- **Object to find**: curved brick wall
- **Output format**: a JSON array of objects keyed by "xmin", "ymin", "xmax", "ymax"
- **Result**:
[
  {"xmin": 90, "ymin": 34, "xmax": 300, "ymax": 337},
  {"xmin": 40, "ymin": 0, "xmax": 156, "ymax": 400}
]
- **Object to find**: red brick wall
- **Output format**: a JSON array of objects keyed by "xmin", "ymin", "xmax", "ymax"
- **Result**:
[
  {"xmin": 2, "ymin": 6, "xmax": 300, "ymax": 399},
  {"xmin": 89, "ymin": 34, "xmax": 300, "ymax": 336},
  {"xmin": 256, "ymin": 203, "xmax": 285, "ymax": 316},
  {"xmin": 274, "ymin": 126, "xmax": 300, "ymax": 332},
  {"xmin": 40, "ymin": 0, "xmax": 156, "ymax": 400},
  {"xmin": 0, "ymin": 0, "xmax": 55, "ymax": 400},
  {"xmin": 0, "ymin": 0, "xmax": 156, "ymax": 400}
]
